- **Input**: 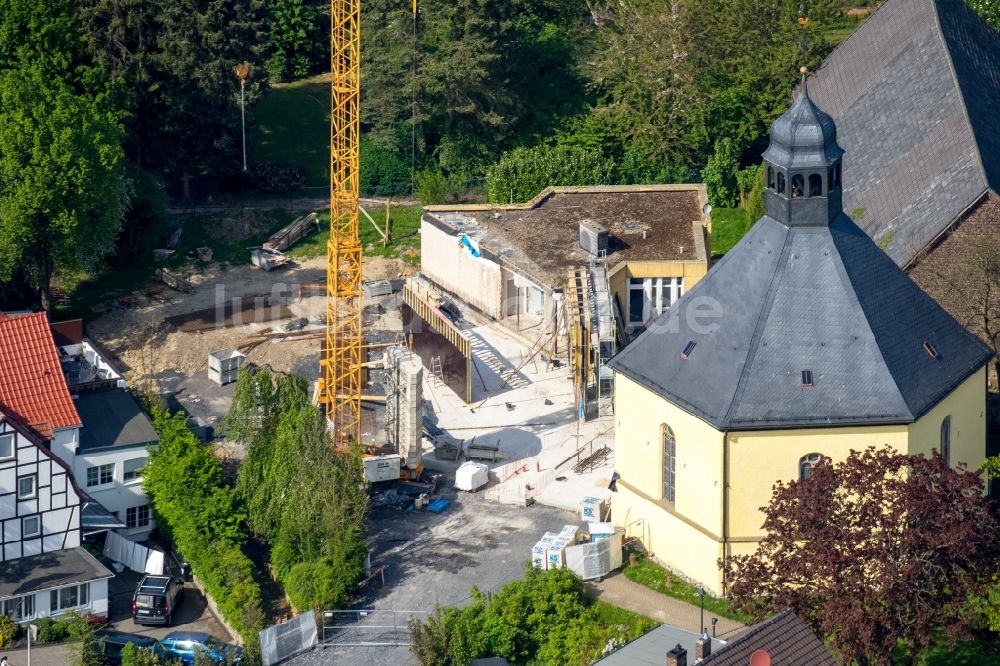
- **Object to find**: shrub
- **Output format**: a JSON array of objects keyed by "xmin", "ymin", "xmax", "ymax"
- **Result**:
[
  {"xmin": 485, "ymin": 145, "xmax": 616, "ymax": 204},
  {"xmin": 120, "ymin": 643, "xmax": 162, "ymax": 666},
  {"xmin": 701, "ymin": 138, "xmax": 740, "ymax": 208},
  {"xmin": 62, "ymin": 610, "xmax": 104, "ymax": 639},
  {"xmin": 0, "ymin": 613, "xmax": 16, "ymax": 648},
  {"xmin": 248, "ymin": 161, "xmax": 305, "ymax": 193},
  {"xmin": 360, "ymin": 138, "xmax": 411, "ymax": 197},
  {"xmin": 79, "ymin": 631, "xmax": 105, "ymax": 665},
  {"xmin": 34, "ymin": 617, "xmax": 69, "ymax": 643},
  {"xmin": 414, "ymin": 170, "xmax": 448, "ymax": 206}
]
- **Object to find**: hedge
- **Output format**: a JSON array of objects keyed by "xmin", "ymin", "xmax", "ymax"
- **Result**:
[{"xmin": 145, "ymin": 409, "xmax": 265, "ymax": 653}]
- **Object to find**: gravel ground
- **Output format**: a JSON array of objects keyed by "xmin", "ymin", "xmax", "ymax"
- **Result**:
[{"xmin": 286, "ymin": 486, "xmax": 575, "ymax": 666}]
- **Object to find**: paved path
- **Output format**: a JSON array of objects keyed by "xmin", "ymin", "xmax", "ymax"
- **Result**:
[
  {"xmin": 4, "ymin": 640, "xmax": 73, "ymax": 665},
  {"xmin": 585, "ymin": 573, "xmax": 745, "ymax": 639}
]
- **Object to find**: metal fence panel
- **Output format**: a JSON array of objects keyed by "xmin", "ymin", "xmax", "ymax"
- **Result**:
[{"xmin": 260, "ymin": 611, "xmax": 318, "ymax": 666}]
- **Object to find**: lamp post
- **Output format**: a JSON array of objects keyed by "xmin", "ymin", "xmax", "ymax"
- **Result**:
[
  {"xmin": 699, "ymin": 587, "xmax": 706, "ymax": 638},
  {"xmin": 711, "ymin": 616, "xmax": 718, "ymax": 638},
  {"xmin": 234, "ymin": 61, "xmax": 251, "ymax": 172},
  {"xmin": 16, "ymin": 599, "xmax": 30, "ymax": 666}
]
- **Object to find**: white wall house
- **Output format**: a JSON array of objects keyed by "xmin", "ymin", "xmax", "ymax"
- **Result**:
[
  {"xmin": 71, "ymin": 389, "xmax": 158, "ymax": 539},
  {"xmin": 0, "ymin": 414, "xmax": 112, "ymax": 622}
]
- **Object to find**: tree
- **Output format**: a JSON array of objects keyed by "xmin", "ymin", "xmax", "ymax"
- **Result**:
[
  {"xmin": 0, "ymin": 63, "xmax": 127, "ymax": 309},
  {"xmin": 265, "ymin": 0, "xmax": 321, "ymax": 81},
  {"xmin": 723, "ymin": 446, "xmax": 999, "ymax": 665},
  {"xmin": 910, "ymin": 230, "xmax": 1000, "ymax": 384},
  {"xmin": 78, "ymin": 632, "xmax": 106, "ymax": 666},
  {"xmin": 702, "ymin": 138, "xmax": 740, "ymax": 208},
  {"xmin": 227, "ymin": 368, "xmax": 369, "ymax": 612},
  {"xmin": 967, "ymin": 0, "xmax": 1000, "ymax": 31},
  {"xmin": 485, "ymin": 145, "xmax": 616, "ymax": 203}
]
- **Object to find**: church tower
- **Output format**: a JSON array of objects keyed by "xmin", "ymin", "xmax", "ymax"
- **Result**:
[{"xmin": 761, "ymin": 71, "xmax": 845, "ymax": 227}]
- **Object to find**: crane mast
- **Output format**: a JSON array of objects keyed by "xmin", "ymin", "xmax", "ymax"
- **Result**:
[{"xmin": 319, "ymin": 0, "xmax": 363, "ymax": 445}]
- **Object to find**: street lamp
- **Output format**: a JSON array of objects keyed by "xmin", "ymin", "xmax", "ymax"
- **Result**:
[
  {"xmin": 234, "ymin": 61, "xmax": 251, "ymax": 172},
  {"xmin": 699, "ymin": 587, "xmax": 707, "ymax": 639},
  {"xmin": 16, "ymin": 599, "xmax": 31, "ymax": 666}
]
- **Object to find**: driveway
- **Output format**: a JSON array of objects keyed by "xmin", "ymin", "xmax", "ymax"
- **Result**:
[
  {"xmin": 106, "ymin": 567, "xmax": 233, "ymax": 642},
  {"xmin": 3, "ymin": 567, "xmax": 235, "ymax": 666}
]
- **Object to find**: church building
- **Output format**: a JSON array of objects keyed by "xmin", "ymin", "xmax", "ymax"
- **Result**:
[{"xmin": 607, "ymin": 77, "xmax": 995, "ymax": 595}]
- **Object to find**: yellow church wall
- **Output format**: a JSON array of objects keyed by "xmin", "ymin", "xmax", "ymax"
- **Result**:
[
  {"xmin": 907, "ymin": 367, "xmax": 987, "ymax": 469},
  {"xmin": 726, "ymin": 424, "xmax": 908, "ymax": 539},
  {"xmin": 613, "ymin": 374, "xmax": 725, "ymax": 535},
  {"xmin": 613, "ymin": 481, "xmax": 726, "ymax": 594}
]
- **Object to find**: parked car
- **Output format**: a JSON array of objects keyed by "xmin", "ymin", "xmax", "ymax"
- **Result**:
[
  {"xmin": 131, "ymin": 574, "xmax": 185, "ymax": 625},
  {"xmin": 94, "ymin": 629, "xmax": 158, "ymax": 665},
  {"xmin": 155, "ymin": 631, "xmax": 244, "ymax": 664}
]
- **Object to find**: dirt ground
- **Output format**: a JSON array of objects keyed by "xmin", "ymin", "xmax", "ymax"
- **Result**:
[{"xmin": 87, "ymin": 254, "xmax": 413, "ymax": 400}]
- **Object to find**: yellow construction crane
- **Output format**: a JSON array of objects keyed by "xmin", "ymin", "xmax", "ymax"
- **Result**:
[{"xmin": 318, "ymin": 0, "xmax": 364, "ymax": 445}]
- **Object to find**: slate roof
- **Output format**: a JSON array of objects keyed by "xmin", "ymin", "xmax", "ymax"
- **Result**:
[
  {"xmin": 701, "ymin": 610, "xmax": 837, "ymax": 665},
  {"xmin": 0, "ymin": 546, "xmax": 114, "ymax": 597},
  {"xmin": 806, "ymin": 0, "xmax": 1000, "ymax": 266},
  {"xmin": 75, "ymin": 388, "xmax": 159, "ymax": 452},
  {"xmin": 609, "ymin": 85, "xmax": 994, "ymax": 430},
  {"xmin": 0, "ymin": 312, "xmax": 81, "ymax": 437}
]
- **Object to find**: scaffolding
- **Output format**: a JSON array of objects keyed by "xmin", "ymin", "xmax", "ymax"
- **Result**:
[{"xmin": 565, "ymin": 264, "xmax": 617, "ymax": 420}]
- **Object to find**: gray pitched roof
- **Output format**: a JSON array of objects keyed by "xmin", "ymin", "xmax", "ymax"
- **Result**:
[
  {"xmin": 0, "ymin": 547, "xmax": 114, "ymax": 597},
  {"xmin": 701, "ymin": 610, "xmax": 837, "ymax": 665},
  {"xmin": 76, "ymin": 389, "xmax": 159, "ymax": 452},
  {"xmin": 806, "ymin": 0, "xmax": 1000, "ymax": 266},
  {"xmin": 608, "ymin": 212, "xmax": 993, "ymax": 429}
]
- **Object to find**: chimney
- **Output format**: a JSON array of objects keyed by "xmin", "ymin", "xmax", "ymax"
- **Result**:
[
  {"xmin": 667, "ymin": 643, "xmax": 687, "ymax": 666},
  {"xmin": 695, "ymin": 637, "xmax": 711, "ymax": 660}
]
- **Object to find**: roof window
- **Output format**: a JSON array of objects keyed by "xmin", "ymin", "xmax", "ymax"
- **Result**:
[
  {"xmin": 801, "ymin": 369, "xmax": 814, "ymax": 388},
  {"xmin": 680, "ymin": 341, "xmax": 697, "ymax": 360},
  {"xmin": 923, "ymin": 341, "xmax": 939, "ymax": 359}
]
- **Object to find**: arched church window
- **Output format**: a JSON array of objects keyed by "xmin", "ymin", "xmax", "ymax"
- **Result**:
[
  {"xmin": 777, "ymin": 171, "xmax": 786, "ymax": 194},
  {"xmin": 791, "ymin": 174, "xmax": 804, "ymax": 198},
  {"xmin": 940, "ymin": 416, "xmax": 951, "ymax": 465},
  {"xmin": 809, "ymin": 173, "xmax": 822, "ymax": 197},
  {"xmin": 767, "ymin": 167, "xmax": 775, "ymax": 190},
  {"xmin": 662, "ymin": 425, "xmax": 676, "ymax": 503},
  {"xmin": 799, "ymin": 453, "xmax": 823, "ymax": 480}
]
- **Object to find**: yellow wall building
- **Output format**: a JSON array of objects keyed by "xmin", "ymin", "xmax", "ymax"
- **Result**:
[{"xmin": 608, "ymin": 84, "xmax": 995, "ymax": 595}]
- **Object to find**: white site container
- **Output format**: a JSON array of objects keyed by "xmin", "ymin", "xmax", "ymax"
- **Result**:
[
  {"xmin": 541, "ymin": 531, "xmax": 559, "ymax": 543},
  {"xmin": 364, "ymin": 455, "xmax": 401, "ymax": 483},
  {"xmin": 559, "ymin": 525, "xmax": 579, "ymax": 545},
  {"xmin": 580, "ymin": 496, "xmax": 608, "ymax": 523},
  {"xmin": 546, "ymin": 539, "xmax": 570, "ymax": 569},
  {"xmin": 207, "ymin": 349, "xmax": 246, "ymax": 385},
  {"xmin": 531, "ymin": 541, "xmax": 550, "ymax": 570},
  {"xmin": 455, "ymin": 462, "xmax": 490, "ymax": 492},
  {"xmin": 588, "ymin": 522, "xmax": 616, "ymax": 542}
]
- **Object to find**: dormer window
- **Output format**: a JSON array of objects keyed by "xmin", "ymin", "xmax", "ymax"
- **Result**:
[{"xmin": 791, "ymin": 174, "xmax": 804, "ymax": 198}]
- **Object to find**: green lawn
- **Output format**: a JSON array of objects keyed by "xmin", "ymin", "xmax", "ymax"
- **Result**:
[
  {"xmin": 252, "ymin": 74, "xmax": 330, "ymax": 187},
  {"xmin": 622, "ymin": 546, "xmax": 753, "ymax": 624},
  {"xmin": 710, "ymin": 207, "xmax": 752, "ymax": 258},
  {"xmin": 286, "ymin": 204, "xmax": 423, "ymax": 263}
]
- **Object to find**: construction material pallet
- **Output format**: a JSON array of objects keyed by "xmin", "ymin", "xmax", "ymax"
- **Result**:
[
  {"xmin": 155, "ymin": 268, "xmax": 194, "ymax": 293},
  {"xmin": 263, "ymin": 212, "xmax": 318, "ymax": 251}
]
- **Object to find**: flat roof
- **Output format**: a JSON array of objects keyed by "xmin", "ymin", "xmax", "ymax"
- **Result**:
[
  {"xmin": 424, "ymin": 185, "xmax": 709, "ymax": 287},
  {"xmin": 75, "ymin": 389, "xmax": 159, "ymax": 452},
  {"xmin": 595, "ymin": 623, "xmax": 725, "ymax": 665},
  {"xmin": 0, "ymin": 547, "xmax": 114, "ymax": 598}
]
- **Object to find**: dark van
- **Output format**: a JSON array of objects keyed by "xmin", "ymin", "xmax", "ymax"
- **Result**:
[
  {"xmin": 131, "ymin": 574, "xmax": 184, "ymax": 625},
  {"xmin": 94, "ymin": 629, "xmax": 158, "ymax": 665}
]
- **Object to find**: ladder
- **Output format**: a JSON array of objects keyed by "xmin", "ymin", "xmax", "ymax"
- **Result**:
[{"xmin": 429, "ymin": 356, "xmax": 444, "ymax": 385}]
